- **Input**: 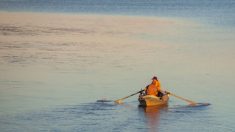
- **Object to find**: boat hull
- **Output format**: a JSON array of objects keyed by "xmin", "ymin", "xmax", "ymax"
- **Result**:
[{"xmin": 138, "ymin": 94, "xmax": 169, "ymax": 107}]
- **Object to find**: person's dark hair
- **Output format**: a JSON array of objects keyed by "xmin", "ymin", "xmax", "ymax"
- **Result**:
[{"xmin": 152, "ymin": 76, "xmax": 158, "ymax": 80}]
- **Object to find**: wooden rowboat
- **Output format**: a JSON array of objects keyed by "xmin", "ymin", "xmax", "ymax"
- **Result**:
[{"xmin": 138, "ymin": 94, "xmax": 169, "ymax": 107}]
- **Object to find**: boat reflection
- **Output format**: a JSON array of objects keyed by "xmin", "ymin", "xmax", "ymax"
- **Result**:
[{"xmin": 139, "ymin": 105, "xmax": 168, "ymax": 132}]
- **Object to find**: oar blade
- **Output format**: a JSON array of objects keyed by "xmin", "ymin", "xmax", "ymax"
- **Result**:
[
  {"xmin": 114, "ymin": 99, "xmax": 123, "ymax": 104},
  {"xmin": 188, "ymin": 102, "xmax": 211, "ymax": 107},
  {"xmin": 96, "ymin": 99, "xmax": 113, "ymax": 102}
]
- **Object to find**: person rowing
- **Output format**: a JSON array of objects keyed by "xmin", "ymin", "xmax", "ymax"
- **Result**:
[
  {"xmin": 141, "ymin": 76, "xmax": 166, "ymax": 98},
  {"xmin": 138, "ymin": 76, "xmax": 169, "ymax": 106}
]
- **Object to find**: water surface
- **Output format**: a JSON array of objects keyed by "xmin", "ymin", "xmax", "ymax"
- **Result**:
[{"xmin": 0, "ymin": 0, "xmax": 235, "ymax": 131}]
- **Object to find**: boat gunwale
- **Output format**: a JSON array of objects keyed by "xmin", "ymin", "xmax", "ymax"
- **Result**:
[{"xmin": 138, "ymin": 94, "xmax": 169, "ymax": 107}]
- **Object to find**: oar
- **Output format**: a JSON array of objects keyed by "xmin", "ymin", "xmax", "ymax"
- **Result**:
[
  {"xmin": 166, "ymin": 91, "xmax": 197, "ymax": 106},
  {"xmin": 115, "ymin": 90, "xmax": 144, "ymax": 104}
]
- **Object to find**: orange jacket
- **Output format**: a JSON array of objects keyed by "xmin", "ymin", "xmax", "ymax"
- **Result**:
[
  {"xmin": 145, "ymin": 81, "xmax": 161, "ymax": 95},
  {"xmin": 155, "ymin": 81, "xmax": 161, "ymax": 91}
]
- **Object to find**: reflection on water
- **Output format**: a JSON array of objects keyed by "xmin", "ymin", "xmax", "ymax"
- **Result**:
[{"xmin": 139, "ymin": 105, "xmax": 168, "ymax": 132}]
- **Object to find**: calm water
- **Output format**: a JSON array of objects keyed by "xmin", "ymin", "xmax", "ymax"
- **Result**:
[
  {"xmin": 0, "ymin": 0, "xmax": 235, "ymax": 132},
  {"xmin": 0, "ymin": 0, "xmax": 235, "ymax": 27}
]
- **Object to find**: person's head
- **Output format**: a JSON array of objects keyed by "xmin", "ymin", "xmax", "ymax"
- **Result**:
[{"xmin": 151, "ymin": 76, "xmax": 158, "ymax": 84}]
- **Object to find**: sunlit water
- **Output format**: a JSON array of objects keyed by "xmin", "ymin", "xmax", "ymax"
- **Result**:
[{"xmin": 0, "ymin": 0, "xmax": 235, "ymax": 132}]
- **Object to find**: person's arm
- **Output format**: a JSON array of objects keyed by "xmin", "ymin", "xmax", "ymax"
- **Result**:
[
  {"xmin": 144, "ymin": 85, "xmax": 149, "ymax": 91},
  {"xmin": 157, "ymin": 81, "xmax": 161, "ymax": 91},
  {"xmin": 142, "ymin": 85, "xmax": 149, "ymax": 94},
  {"xmin": 157, "ymin": 81, "xmax": 169, "ymax": 94}
]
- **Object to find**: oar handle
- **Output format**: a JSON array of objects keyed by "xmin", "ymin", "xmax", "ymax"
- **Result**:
[
  {"xmin": 115, "ymin": 90, "xmax": 144, "ymax": 103},
  {"xmin": 119, "ymin": 90, "xmax": 144, "ymax": 100},
  {"xmin": 166, "ymin": 91, "xmax": 196, "ymax": 104}
]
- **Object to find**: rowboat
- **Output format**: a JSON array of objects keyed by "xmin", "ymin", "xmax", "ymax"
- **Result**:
[{"xmin": 138, "ymin": 94, "xmax": 169, "ymax": 107}]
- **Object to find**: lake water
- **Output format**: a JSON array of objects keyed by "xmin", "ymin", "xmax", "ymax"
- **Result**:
[
  {"xmin": 0, "ymin": 0, "xmax": 235, "ymax": 132},
  {"xmin": 0, "ymin": 0, "xmax": 235, "ymax": 27}
]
